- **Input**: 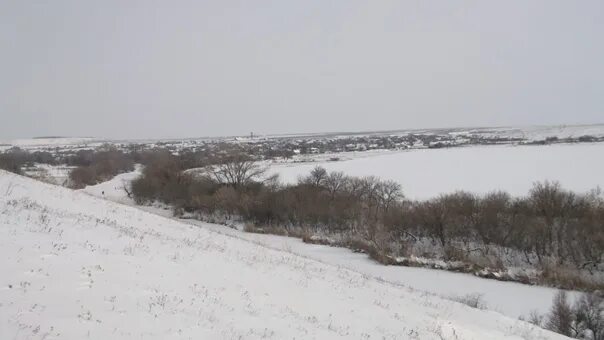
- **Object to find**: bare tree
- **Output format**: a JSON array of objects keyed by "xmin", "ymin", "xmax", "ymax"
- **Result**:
[
  {"xmin": 574, "ymin": 293, "xmax": 604, "ymax": 340},
  {"xmin": 69, "ymin": 166, "xmax": 96, "ymax": 188},
  {"xmin": 209, "ymin": 154, "xmax": 273, "ymax": 188},
  {"xmin": 529, "ymin": 181, "xmax": 577, "ymax": 262},
  {"xmin": 301, "ymin": 166, "xmax": 328, "ymax": 187},
  {"xmin": 0, "ymin": 148, "xmax": 28, "ymax": 174},
  {"xmin": 546, "ymin": 291, "xmax": 574, "ymax": 337},
  {"xmin": 343, "ymin": 176, "xmax": 366, "ymax": 199},
  {"xmin": 324, "ymin": 171, "xmax": 347, "ymax": 199},
  {"xmin": 376, "ymin": 180, "xmax": 403, "ymax": 212}
]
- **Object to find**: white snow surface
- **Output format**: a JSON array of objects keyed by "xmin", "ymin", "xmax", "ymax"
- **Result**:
[
  {"xmin": 0, "ymin": 137, "xmax": 103, "ymax": 151},
  {"xmin": 269, "ymin": 143, "xmax": 604, "ymax": 200},
  {"xmin": 0, "ymin": 170, "xmax": 569, "ymax": 339}
]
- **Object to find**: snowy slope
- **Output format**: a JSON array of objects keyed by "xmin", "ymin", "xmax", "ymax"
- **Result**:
[{"xmin": 0, "ymin": 171, "xmax": 568, "ymax": 339}]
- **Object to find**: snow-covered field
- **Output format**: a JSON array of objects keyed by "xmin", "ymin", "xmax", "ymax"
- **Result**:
[
  {"xmin": 269, "ymin": 143, "xmax": 604, "ymax": 199},
  {"xmin": 0, "ymin": 137, "xmax": 103, "ymax": 151},
  {"xmin": 0, "ymin": 170, "xmax": 569, "ymax": 339},
  {"xmin": 464, "ymin": 124, "xmax": 604, "ymax": 142},
  {"xmin": 4, "ymin": 124, "xmax": 604, "ymax": 153}
]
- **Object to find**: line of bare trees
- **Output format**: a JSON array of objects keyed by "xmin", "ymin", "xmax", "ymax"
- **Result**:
[
  {"xmin": 9, "ymin": 145, "xmax": 597, "ymax": 291},
  {"xmin": 0, "ymin": 145, "xmax": 136, "ymax": 188},
  {"xmin": 0, "ymin": 147, "xmax": 59, "ymax": 174},
  {"xmin": 129, "ymin": 152, "xmax": 604, "ymax": 290},
  {"xmin": 404, "ymin": 185, "xmax": 604, "ymax": 269}
]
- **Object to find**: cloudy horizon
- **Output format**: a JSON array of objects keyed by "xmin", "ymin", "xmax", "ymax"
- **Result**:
[{"xmin": 2, "ymin": 1, "xmax": 603, "ymax": 140}]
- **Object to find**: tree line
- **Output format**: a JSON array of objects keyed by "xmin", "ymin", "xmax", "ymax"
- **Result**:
[
  {"xmin": 128, "ymin": 150, "xmax": 604, "ymax": 291},
  {"xmin": 2, "ymin": 146, "xmax": 603, "ymax": 291}
]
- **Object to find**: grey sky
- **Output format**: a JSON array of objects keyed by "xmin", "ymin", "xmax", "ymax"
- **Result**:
[{"xmin": 1, "ymin": 1, "xmax": 603, "ymax": 139}]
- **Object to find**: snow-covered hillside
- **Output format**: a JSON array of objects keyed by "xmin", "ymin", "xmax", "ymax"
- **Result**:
[
  {"xmin": 269, "ymin": 143, "xmax": 604, "ymax": 199},
  {"xmin": 0, "ymin": 171, "xmax": 567, "ymax": 339}
]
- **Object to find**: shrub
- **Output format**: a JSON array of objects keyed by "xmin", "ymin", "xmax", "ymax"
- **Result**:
[
  {"xmin": 0, "ymin": 153, "xmax": 24, "ymax": 174},
  {"xmin": 574, "ymin": 293, "xmax": 604, "ymax": 340},
  {"xmin": 69, "ymin": 166, "xmax": 97, "ymax": 188},
  {"xmin": 452, "ymin": 293, "xmax": 486, "ymax": 309},
  {"xmin": 0, "ymin": 148, "xmax": 32, "ymax": 174},
  {"xmin": 539, "ymin": 292, "xmax": 604, "ymax": 339},
  {"xmin": 546, "ymin": 291, "xmax": 573, "ymax": 336},
  {"xmin": 68, "ymin": 146, "xmax": 134, "ymax": 188}
]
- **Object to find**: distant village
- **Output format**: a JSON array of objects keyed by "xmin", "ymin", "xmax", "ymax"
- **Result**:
[{"xmin": 3, "ymin": 126, "xmax": 603, "ymax": 165}]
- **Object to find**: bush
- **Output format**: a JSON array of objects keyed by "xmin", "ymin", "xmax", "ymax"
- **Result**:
[
  {"xmin": 574, "ymin": 293, "xmax": 604, "ymax": 340},
  {"xmin": 68, "ymin": 146, "xmax": 134, "ymax": 188},
  {"xmin": 546, "ymin": 291, "xmax": 573, "ymax": 336},
  {"xmin": 537, "ymin": 292, "xmax": 604, "ymax": 339},
  {"xmin": 69, "ymin": 166, "xmax": 97, "ymax": 188},
  {"xmin": 0, "ymin": 147, "xmax": 33, "ymax": 174},
  {"xmin": 0, "ymin": 153, "xmax": 24, "ymax": 174},
  {"xmin": 452, "ymin": 293, "xmax": 486, "ymax": 309}
]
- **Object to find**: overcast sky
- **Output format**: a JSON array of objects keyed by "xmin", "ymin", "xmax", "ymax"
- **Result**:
[{"xmin": 1, "ymin": 1, "xmax": 603, "ymax": 139}]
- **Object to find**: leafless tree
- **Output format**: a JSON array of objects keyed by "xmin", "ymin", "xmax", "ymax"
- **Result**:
[
  {"xmin": 324, "ymin": 171, "xmax": 347, "ymax": 198},
  {"xmin": 574, "ymin": 293, "xmax": 604, "ymax": 340},
  {"xmin": 546, "ymin": 291, "xmax": 573, "ymax": 337},
  {"xmin": 529, "ymin": 181, "xmax": 578, "ymax": 262},
  {"xmin": 376, "ymin": 180, "xmax": 403, "ymax": 212},
  {"xmin": 209, "ymin": 154, "xmax": 273, "ymax": 188},
  {"xmin": 301, "ymin": 166, "xmax": 328, "ymax": 187}
]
